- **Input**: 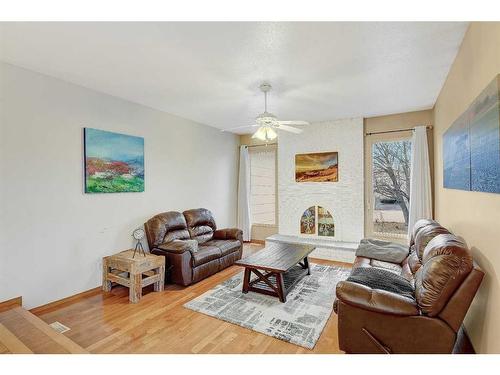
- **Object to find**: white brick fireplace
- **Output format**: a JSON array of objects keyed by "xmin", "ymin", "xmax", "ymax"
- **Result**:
[{"xmin": 267, "ymin": 118, "xmax": 364, "ymax": 263}]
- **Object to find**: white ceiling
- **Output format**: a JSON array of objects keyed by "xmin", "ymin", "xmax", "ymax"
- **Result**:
[{"xmin": 0, "ymin": 22, "xmax": 468, "ymax": 134}]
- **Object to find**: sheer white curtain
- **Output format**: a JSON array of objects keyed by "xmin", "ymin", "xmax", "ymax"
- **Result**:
[
  {"xmin": 238, "ymin": 145, "xmax": 252, "ymax": 241},
  {"xmin": 408, "ymin": 126, "xmax": 433, "ymax": 236}
]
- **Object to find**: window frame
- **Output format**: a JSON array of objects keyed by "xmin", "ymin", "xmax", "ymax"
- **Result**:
[{"xmin": 365, "ymin": 131, "xmax": 412, "ymax": 242}]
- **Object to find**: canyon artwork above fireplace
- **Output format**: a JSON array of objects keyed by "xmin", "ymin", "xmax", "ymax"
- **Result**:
[
  {"xmin": 300, "ymin": 206, "xmax": 335, "ymax": 237},
  {"xmin": 295, "ymin": 151, "xmax": 338, "ymax": 182}
]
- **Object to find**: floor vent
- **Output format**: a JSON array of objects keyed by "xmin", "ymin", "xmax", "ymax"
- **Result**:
[{"xmin": 49, "ymin": 321, "xmax": 71, "ymax": 334}]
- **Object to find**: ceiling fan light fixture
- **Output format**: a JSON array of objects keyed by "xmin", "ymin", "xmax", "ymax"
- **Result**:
[
  {"xmin": 251, "ymin": 127, "xmax": 267, "ymax": 141},
  {"xmin": 256, "ymin": 112, "xmax": 278, "ymax": 127},
  {"xmin": 221, "ymin": 82, "xmax": 308, "ymax": 135},
  {"xmin": 252, "ymin": 126, "xmax": 277, "ymax": 142},
  {"xmin": 266, "ymin": 127, "xmax": 277, "ymax": 140}
]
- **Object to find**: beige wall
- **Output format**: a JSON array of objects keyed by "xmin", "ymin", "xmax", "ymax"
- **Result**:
[
  {"xmin": 239, "ymin": 135, "xmax": 279, "ymax": 241},
  {"xmin": 433, "ymin": 22, "xmax": 500, "ymax": 353},
  {"xmin": 364, "ymin": 110, "xmax": 434, "ymax": 239}
]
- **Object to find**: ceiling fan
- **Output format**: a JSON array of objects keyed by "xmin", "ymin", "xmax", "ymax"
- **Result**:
[{"xmin": 224, "ymin": 82, "xmax": 309, "ymax": 141}]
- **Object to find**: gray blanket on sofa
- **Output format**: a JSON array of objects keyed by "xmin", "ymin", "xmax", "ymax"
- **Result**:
[
  {"xmin": 347, "ymin": 267, "xmax": 415, "ymax": 300},
  {"xmin": 355, "ymin": 238, "xmax": 409, "ymax": 264}
]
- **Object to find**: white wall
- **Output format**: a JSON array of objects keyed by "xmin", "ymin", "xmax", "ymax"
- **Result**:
[
  {"xmin": 0, "ymin": 63, "xmax": 239, "ymax": 309},
  {"xmin": 278, "ymin": 118, "xmax": 364, "ymax": 242}
]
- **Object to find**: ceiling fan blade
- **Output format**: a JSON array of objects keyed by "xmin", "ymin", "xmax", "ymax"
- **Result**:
[
  {"xmin": 278, "ymin": 120, "xmax": 310, "ymax": 126},
  {"xmin": 278, "ymin": 124, "xmax": 303, "ymax": 134},
  {"xmin": 221, "ymin": 124, "xmax": 259, "ymax": 132}
]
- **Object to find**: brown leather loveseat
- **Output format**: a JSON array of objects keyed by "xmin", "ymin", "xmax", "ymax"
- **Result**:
[
  {"xmin": 144, "ymin": 208, "xmax": 243, "ymax": 286},
  {"xmin": 334, "ymin": 219, "xmax": 484, "ymax": 353}
]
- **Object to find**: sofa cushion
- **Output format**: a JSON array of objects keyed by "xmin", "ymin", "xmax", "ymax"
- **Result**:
[
  {"xmin": 189, "ymin": 225, "xmax": 214, "ymax": 244},
  {"xmin": 409, "ymin": 218, "xmax": 439, "ymax": 248},
  {"xmin": 400, "ymin": 261, "xmax": 415, "ymax": 288},
  {"xmin": 145, "ymin": 211, "xmax": 190, "ymax": 247},
  {"xmin": 164, "ymin": 229, "xmax": 191, "ymax": 243},
  {"xmin": 415, "ymin": 234, "xmax": 473, "ymax": 316},
  {"xmin": 347, "ymin": 267, "xmax": 415, "ymax": 300},
  {"xmin": 214, "ymin": 228, "xmax": 243, "ymax": 241},
  {"xmin": 205, "ymin": 239, "xmax": 240, "ymax": 256},
  {"xmin": 184, "ymin": 208, "xmax": 217, "ymax": 244},
  {"xmin": 157, "ymin": 239, "xmax": 198, "ymax": 255},
  {"xmin": 407, "ymin": 251, "xmax": 422, "ymax": 274},
  {"xmin": 192, "ymin": 245, "xmax": 222, "ymax": 266},
  {"xmin": 414, "ymin": 224, "xmax": 450, "ymax": 261},
  {"xmin": 354, "ymin": 257, "xmax": 402, "ymax": 275}
]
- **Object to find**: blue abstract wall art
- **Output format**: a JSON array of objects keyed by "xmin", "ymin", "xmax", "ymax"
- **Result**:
[
  {"xmin": 470, "ymin": 78, "xmax": 500, "ymax": 193},
  {"xmin": 443, "ymin": 75, "xmax": 500, "ymax": 194},
  {"xmin": 443, "ymin": 111, "xmax": 471, "ymax": 191}
]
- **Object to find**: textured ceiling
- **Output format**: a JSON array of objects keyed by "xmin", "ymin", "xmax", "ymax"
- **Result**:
[{"xmin": 0, "ymin": 22, "xmax": 468, "ymax": 133}]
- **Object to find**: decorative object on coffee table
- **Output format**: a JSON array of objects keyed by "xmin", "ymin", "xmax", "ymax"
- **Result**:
[
  {"xmin": 102, "ymin": 250, "xmax": 165, "ymax": 303},
  {"xmin": 235, "ymin": 242, "xmax": 315, "ymax": 302},
  {"xmin": 132, "ymin": 228, "xmax": 146, "ymax": 258}
]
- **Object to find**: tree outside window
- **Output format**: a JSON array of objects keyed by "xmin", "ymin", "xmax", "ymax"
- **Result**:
[{"xmin": 372, "ymin": 140, "xmax": 411, "ymax": 236}]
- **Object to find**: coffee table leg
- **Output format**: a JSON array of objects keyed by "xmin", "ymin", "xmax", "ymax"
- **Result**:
[
  {"xmin": 276, "ymin": 273, "xmax": 286, "ymax": 303},
  {"xmin": 303, "ymin": 256, "xmax": 311, "ymax": 275},
  {"xmin": 242, "ymin": 268, "xmax": 251, "ymax": 294}
]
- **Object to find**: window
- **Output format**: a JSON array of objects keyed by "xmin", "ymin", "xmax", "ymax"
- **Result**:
[
  {"xmin": 371, "ymin": 138, "xmax": 412, "ymax": 238},
  {"xmin": 249, "ymin": 146, "xmax": 276, "ymax": 225}
]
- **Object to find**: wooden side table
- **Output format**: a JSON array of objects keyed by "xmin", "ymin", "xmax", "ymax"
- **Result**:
[{"xmin": 102, "ymin": 250, "xmax": 165, "ymax": 303}]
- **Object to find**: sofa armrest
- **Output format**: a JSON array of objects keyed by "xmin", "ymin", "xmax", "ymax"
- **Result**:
[
  {"xmin": 214, "ymin": 228, "xmax": 243, "ymax": 242},
  {"xmin": 154, "ymin": 239, "xmax": 198, "ymax": 255},
  {"xmin": 336, "ymin": 281, "xmax": 419, "ymax": 316}
]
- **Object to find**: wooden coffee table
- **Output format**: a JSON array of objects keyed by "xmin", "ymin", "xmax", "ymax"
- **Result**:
[{"xmin": 235, "ymin": 243, "xmax": 315, "ymax": 303}]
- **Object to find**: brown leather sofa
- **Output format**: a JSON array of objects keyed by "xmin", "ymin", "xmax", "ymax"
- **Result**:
[
  {"xmin": 144, "ymin": 208, "xmax": 243, "ymax": 286},
  {"xmin": 334, "ymin": 219, "xmax": 484, "ymax": 353}
]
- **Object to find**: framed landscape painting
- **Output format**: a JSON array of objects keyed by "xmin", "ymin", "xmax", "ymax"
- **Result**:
[
  {"xmin": 84, "ymin": 128, "xmax": 144, "ymax": 193},
  {"xmin": 295, "ymin": 151, "xmax": 338, "ymax": 182}
]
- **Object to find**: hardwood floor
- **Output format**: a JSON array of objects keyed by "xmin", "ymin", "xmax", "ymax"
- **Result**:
[
  {"xmin": 32, "ymin": 244, "xmax": 350, "ymax": 354},
  {"xmin": 0, "ymin": 307, "xmax": 87, "ymax": 354}
]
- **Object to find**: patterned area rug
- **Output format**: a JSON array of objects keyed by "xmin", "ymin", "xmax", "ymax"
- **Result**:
[{"xmin": 183, "ymin": 263, "xmax": 350, "ymax": 349}]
